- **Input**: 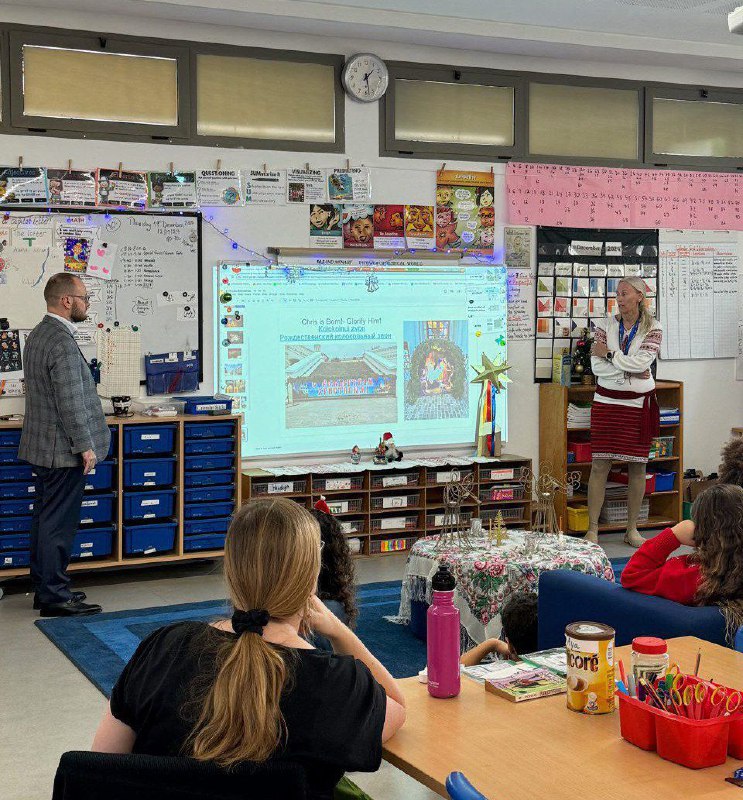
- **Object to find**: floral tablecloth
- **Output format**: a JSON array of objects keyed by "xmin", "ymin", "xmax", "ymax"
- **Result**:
[{"xmin": 395, "ymin": 531, "xmax": 614, "ymax": 646}]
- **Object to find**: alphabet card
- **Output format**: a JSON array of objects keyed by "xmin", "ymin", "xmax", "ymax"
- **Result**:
[{"xmin": 87, "ymin": 238, "xmax": 117, "ymax": 280}]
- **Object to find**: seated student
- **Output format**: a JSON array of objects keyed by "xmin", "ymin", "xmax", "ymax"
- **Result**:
[
  {"xmin": 621, "ymin": 484, "xmax": 743, "ymax": 636},
  {"xmin": 460, "ymin": 591, "xmax": 538, "ymax": 666},
  {"xmin": 719, "ymin": 436, "xmax": 743, "ymax": 487},
  {"xmin": 91, "ymin": 497, "xmax": 406, "ymax": 800},
  {"xmin": 311, "ymin": 499, "xmax": 359, "ymax": 630}
]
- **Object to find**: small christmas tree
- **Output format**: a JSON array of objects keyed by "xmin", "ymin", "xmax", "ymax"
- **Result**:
[{"xmin": 572, "ymin": 328, "xmax": 593, "ymax": 384}]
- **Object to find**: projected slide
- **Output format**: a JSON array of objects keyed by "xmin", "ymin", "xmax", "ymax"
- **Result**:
[{"xmin": 215, "ymin": 263, "xmax": 507, "ymax": 458}]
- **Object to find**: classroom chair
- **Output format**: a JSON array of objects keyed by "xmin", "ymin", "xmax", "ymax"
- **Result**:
[
  {"xmin": 446, "ymin": 771, "xmax": 489, "ymax": 800},
  {"xmin": 537, "ymin": 570, "xmax": 742, "ymax": 651},
  {"xmin": 51, "ymin": 751, "xmax": 308, "ymax": 800}
]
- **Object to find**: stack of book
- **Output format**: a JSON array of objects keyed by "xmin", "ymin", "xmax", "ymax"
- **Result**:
[
  {"xmin": 660, "ymin": 407, "xmax": 680, "ymax": 424},
  {"xmin": 567, "ymin": 402, "xmax": 591, "ymax": 429}
]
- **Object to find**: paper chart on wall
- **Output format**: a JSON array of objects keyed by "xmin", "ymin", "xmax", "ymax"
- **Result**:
[{"xmin": 658, "ymin": 230, "xmax": 739, "ymax": 360}]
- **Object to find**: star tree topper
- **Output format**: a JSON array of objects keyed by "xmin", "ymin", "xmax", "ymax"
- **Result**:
[{"xmin": 470, "ymin": 353, "xmax": 511, "ymax": 392}]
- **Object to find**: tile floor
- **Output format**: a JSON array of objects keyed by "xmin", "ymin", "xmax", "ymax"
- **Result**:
[{"xmin": 0, "ymin": 532, "xmax": 643, "ymax": 800}]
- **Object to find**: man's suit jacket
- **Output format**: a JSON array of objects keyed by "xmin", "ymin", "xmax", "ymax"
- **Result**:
[{"xmin": 19, "ymin": 316, "xmax": 110, "ymax": 468}]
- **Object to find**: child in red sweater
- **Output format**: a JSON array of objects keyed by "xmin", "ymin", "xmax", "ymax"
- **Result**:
[{"xmin": 621, "ymin": 485, "xmax": 743, "ymax": 626}]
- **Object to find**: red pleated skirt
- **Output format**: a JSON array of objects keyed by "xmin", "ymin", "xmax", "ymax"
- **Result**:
[{"xmin": 590, "ymin": 401, "xmax": 651, "ymax": 462}]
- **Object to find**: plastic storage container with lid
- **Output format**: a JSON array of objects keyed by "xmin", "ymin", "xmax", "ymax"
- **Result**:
[{"xmin": 631, "ymin": 636, "xmax": 669, "ymax": 687}]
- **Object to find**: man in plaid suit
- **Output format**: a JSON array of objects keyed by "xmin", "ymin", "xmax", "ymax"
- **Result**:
[{"xmin": 19, "ymin": 273, "xmax": 110, "ymax": 616}]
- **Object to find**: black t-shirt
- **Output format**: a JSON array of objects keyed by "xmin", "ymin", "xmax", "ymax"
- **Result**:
[{"xmin": 110, "ymin": 621, "xmax": 386, "ymax": 800}]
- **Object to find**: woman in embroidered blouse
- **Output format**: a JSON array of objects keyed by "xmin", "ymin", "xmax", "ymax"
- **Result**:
[{"xmin": 587, "ymin": 277, "xmax": 663, "ymax": 547}]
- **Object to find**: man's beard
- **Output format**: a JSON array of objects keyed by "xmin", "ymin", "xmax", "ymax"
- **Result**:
[{"xmin": 71, "ymin": 306, "xmax": 88, "ymax": 323}]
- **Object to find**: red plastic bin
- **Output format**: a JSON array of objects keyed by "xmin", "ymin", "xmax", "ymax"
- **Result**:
[{"xmin": 568, "ymin": 442, "xmax": 592, "ymax": 462}]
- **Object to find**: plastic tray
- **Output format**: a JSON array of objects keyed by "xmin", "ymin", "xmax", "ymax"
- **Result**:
[
  {"xmin": 185, "ymin": 454, "xmax": 234, "ymax": 472},
  {"xmin": 651, "ymin": 471, "xmax": 676, "ymax": 492},
  {"xmin": 600, "ymin": 497, "xmax": 650, "ymax": 523},
  {"xmin": 0, "ymin": 430, "xmax": 21, "ymax": 446},
  {"xmin": 71, "ymin": 526, "xmax": 114, "ymax": 560},
  {"xmin": 124, "ymin": 521, "xmax": 177, "ymax": 556},
  {"xmin": 123, "ymin": 488, "xmax": 176, "ymax": 521},
  {"xmin": 123, "ymin": 425, "xmax": 176, "ymax": 455},
  {"xmin": 0, "ymin": 464, "xmax": 34, "ymax": 483},
  {"xmin": 0, "ymin": 446, "xmax": 21, "ymax": 465},
  {"xmin": 650, "ymin": 435, "xmax": 675, "ymax": 458},
  {"xmin": 184, "ymin": 501, "xmax": 235, "ymax": 520},
  {"xmin": 183, "ymin": 469, "xmax": 234, "ymax": 488},
  {"xmin": 0, "ymin": 498, "xmax": 35, "ymax": 517},
  {"xmin": 79, "ymin": 493, "xmax": 116, "ymax": 525},
  {"xmin": 184, "ymin": 533, "xmax": 227, "ymax": 552},
  {"xmin": 184, "ymin": 437, "xmax": 235, "ymax": 455},
  {"xmin": 0, "ymin": 481, "xmax": 36, "ymax": 500},
  {"xmin": 0, "ymin": 533, "xmax": 30, "ymax": 551},
  {"xmin": 184, "ymin": 485, "xmax": 234, "ymax": 504},
  {"xmin": 1, "ymin": 550, "xmax": 30, "ymax": 569},
  {"xmin": 84, "ymin": 461, "xmax": 116, "ymax": 492},
  {"xmin": 174, "ymin": 395, "xmax": 233, "ymax": 414},
  {"xmin": 184, "ymin": 516, "xmax": 232, "ymax": 536},
  {"xmin": 184, "ymin": 422, "xmax": 234, "ymax": 439},
  {"xmin": 0, "ymin": 516, "xmax": 32, "ymax": 534},
  {"xmin": 123, "ymin": 457, "xmax": 176, "ymax": 488}
]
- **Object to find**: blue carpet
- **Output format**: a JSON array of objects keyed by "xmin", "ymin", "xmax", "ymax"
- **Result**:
[{"xmin": 35, "ymin": 581, "xmax": 425, "ymax": 696}]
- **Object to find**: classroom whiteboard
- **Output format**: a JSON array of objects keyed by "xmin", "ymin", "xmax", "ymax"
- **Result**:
[{"xmin": 0, "ymin": 211, "xmax": 201, "ymax": 379}]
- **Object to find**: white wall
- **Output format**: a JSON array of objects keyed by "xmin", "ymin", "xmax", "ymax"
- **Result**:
[{"xmin": 0, "ymin": 4, "xmax": 740, "ymax": 472}]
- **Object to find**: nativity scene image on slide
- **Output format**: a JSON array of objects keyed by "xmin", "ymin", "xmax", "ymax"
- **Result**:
[
  {"xmin": 403, "ymin": 320, "xmax": 468, "ymax": 421},
  {"xmin": 284, "ymin": 342, "xmax": 398, "ymax": 428}
]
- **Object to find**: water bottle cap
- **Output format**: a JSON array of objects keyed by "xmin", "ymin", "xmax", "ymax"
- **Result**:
[{"xmin": 432, "ymin": 563, "xmax": 455, "ymax": 591}]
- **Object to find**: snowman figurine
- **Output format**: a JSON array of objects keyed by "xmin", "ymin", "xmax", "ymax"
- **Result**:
[{"xmin": 382, "ymin": 432, "xmax": 403, "ymax": 462}]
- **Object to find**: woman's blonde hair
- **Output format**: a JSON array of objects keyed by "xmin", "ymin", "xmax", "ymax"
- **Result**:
[
  {"xmin": 189, "ymin": 498, "xmax": 321, "ymax": 767},
  {"xmin": 616, "ymin": 276, "xmax": 655, "ymax": 337},
  {"xmin": 691, "ymin": 484, "xmax": 743, "ymax": 643}
]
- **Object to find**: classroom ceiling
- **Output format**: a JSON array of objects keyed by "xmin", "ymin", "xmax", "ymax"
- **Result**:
[{"xmin": 7, "ymin": 0, "xmax": 743, "ymax": 72}]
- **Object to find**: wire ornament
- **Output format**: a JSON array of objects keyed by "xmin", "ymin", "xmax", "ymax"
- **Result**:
[
  {"xmin": 435, "ymin": 471, "xmax": 481, "ymax": 551},
  {"xmin": 520, "ymin": 462, "xmax": 581, "ymax": 536}
]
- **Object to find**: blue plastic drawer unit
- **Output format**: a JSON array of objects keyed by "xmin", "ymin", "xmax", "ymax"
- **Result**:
[
  {"xmin": 123, "ymin": 425, "xmax": 176, "ymax": 456},
  {"xmin": 0, "ymin": 516, "xmax": 32, "ymax": 533},
  {"xmin": 184, "ymin": 438, "xmax": 235, "ymax": 456},
  {"xmin": 84, "ymin": 461, "xmax": 116, "ymax": 492},
  {"xmin": 79, "ymin": 493, "xmax": 115, "ymax": 525},
  {"xmin": 123, "ymin": 457, "xmax": 176, "ymax": 488},
  {"xmin": 71, "ymin": 526, "xmax": 114, "ymax": 561},
  {"xmin": 0, "ymin": 533, "xmax": 30, "ymax": 551},
  {"xmin": 0, "ymin": 498, "xmax": 35, "ymax": 517},
  {"xmin": 124, "ymin": 521, "xmax": 177, "ymax": 556},
  {"xmin": 184, "ymin": 533, "xmax": 227, "ymax": 552},
  {"xmin": 185, "ymin": 454, "xmax": 234, "ymax": 472},
  {"xmin": 184, "ymin": 516, "xmax": 231, "ymax": 536},
  {"xmin": 0, "ymin": 446, "xmax": 21, "ymax": 465},
  {"xmin": 175, "ymin": 396, "xmax": 232, "ymax": 414},
  {"xmin": 123, "ymin": 488, "xmax": 176, "ymax": 521},
  {"xmin": 1, "ymin": 550, "xmax": 30, "ymax": 569},
  {"xmin": 0, "ymin": 482, "xmax": 36, "ymax": 500},
  {"xmin": 0, "ymin": 430, "xmax": 21, "ymax": 447},
  {"xmin": 107, "ymin": 427, "xmax": 118, "ymax": 459},
  {"xmin": 184, "ymin": 422, "xmax": 234, "ymax": 439},
  {"xmin": 184, "ymin": 470, "xmax": 234, "ymax": 488},
  {"xmin": 184, "ymin": 485, "xmax": 234, "ymax": 504},
  {"xmin": 184, "ymin": 501, "xmax": 234, "ymax": 520},
  {"xmin": 0, "ymin": 464, "xmax": 35, "ymax": 483}
]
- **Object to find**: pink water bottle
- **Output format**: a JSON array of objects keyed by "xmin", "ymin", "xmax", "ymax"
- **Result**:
[{"xmin": 427, "ymin": 563, "xmax": 461, "ymax": 698}]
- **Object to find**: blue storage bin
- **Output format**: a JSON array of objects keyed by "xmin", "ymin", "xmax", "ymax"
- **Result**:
[
  {"xmin": 184, "ymin": 485, "xmax": 234, "ymax": 503},
  {"xmin": 0, "ymin": 463, "xmax": 35, "ymax": 482},
  {"xmin": 0, "ymin": 446, "xmax": 20, "ymax": 464},
  {"xmin": 79, "ymin": 493, "xmax": 115, "ymax": 525},
  {"xmin": 0, "ymin": 516, "xmax": 32, "ymax": 533},
  {"xmin": 184, "ymin": 469, "xmax": 234, "ymax": 488},
  {"xmin": 107, "ymin": 427, "xmax": 118, "ymax": 459},
  {"xmin": 184, "ymin": 501, "xmax": 234, "ymax": 520},
  {"xmin": 651, "ymin": 471, "xmax": 677, "ymax": 492},
  {"xmin": 185, "ymin": 454, "xmax": 234, "ymax": 472},
  {"xmin": 174, "ymin": 396, "xmax": 232, "ymax": 414},
  {"xmin": 184, "ymin": 516, "xmax": 232, "ymax": 536},
  {"xmin": 1, "ymin": 550, "xmax": 30, "ymax": 569},
  {"xmin": 184, "ymin": 533, "xmax": 226, "ymax": 552},
  {"xmin": 84, "ymin": 461, "xmax": 116, "ymax": 492},
  {"xmin": 0, "ymin": 429, "xmax": 21, "ymax": 446},
  {"xmin": 124, "ymin": 521, "xmax": 177, "ymax": 556},
  {"xmin": 0, "ymin": 533, "xmax": 30, "ymax": 551},
  {"xmin": 123, "ymin": 457, "xmax": 176, "ymax": 488},
  {"xmin": 184, "ymin": 437, "xmax": 235, "ymax": 455},
  {"xmin": 0, "ymin": 498, "xmax": 34, "ymax": 517},
  {"xmin": 71, "ymin": 526, "xmax": 114, "ymax": 560},
  {"xmin": 124, "ymin": 488, "xmax": 176, "ymax": 520},
  {"xmin": 185, "ymin": 422, "xmax": 234, "ymax": 439},
  {"xmin": 123, "ymin": 425, "xmax": 176, "ymax": 455},
  {"xmin": 0, "ymin": 481, "xmax": 36, "ymax": 500}
]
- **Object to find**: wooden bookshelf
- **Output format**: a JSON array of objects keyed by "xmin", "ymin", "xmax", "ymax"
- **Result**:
[
  {"xmin": 539, "ymin": 381, "xmax": 683, "ymax": 537},
  {"xmin": 242, "ymin": 454, "xmax": 533, "ymax": 558}
]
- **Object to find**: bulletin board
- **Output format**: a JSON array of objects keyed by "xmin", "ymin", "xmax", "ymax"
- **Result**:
[
  {"xmin": 534, "ymin": 227, "xmax": 659, "ymax": 382},
  {"xmin": 0, "ymin": 210, "xmax": 202, "ymax": 380}
]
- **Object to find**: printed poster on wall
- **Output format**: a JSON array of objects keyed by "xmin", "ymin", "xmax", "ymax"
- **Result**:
[
  {"xmin": 505, "ymin": 226, "xmax": 533, "ymax": 269},
  {"xmin": 0, "ymin": 329, "xmax": 23, "ymax": 378},
  {"xmin": 147, "ymin": 172, "xmax": 197, "ymax": 209},
  {"xmin": 309, "ymin": 203, "xmax": 342, "ymax": 248},
  {"xmin": 327, "ymin": 168, "xmax": 371, "ymax": 202},
  {"xmin": 46, "ymin": 169, "xmax": 97, "ymax": 207},
  {"xmin": 286, "ymin": 169, "xmax": 327, "ymax": 203},
  {"xmin": 195, "ymin": 170, "xmax": 242, "ymax": 206},
  {"xmin": 404, "ymin": 205, "xmax": 435, "ymax": 249},
  {"xmin": 342, "ymin": 205, "xmax": 374, "ymax": 248},
  {"xmin": 96, "ymin": 168, "xmax": 147, "ymax": 209},
  {"xmin": 373, "ymin": 205, "xmax": 405, "ymax": 249},
  {"xmin": 0, "ymin": 167, "xmax": 48, "ymax": 205},
  {"xmin": 436, "ymin": 170, "xmax": 495, "ymax": 255},
  {"xmin": 243, "ymin": 169, "xmax": 287, "ymax": 205}
]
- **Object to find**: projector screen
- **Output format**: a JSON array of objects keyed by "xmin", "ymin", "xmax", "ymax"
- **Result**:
[{"xmin": 214, "ymin": 262, "xmax": 508, "ymax": 458}]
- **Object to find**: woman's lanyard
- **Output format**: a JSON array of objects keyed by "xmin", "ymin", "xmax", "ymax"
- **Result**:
[{"xmin": 619, "ymin": 318, "xmax": 640, "ymax": 355}]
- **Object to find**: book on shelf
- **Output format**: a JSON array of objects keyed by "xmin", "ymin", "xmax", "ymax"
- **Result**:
[
  {"xmin": 520, "ymin": 647, "xmax": 568, "ymax": 677},
  {"xmin": 485, "ymin": 667, "xmax": 567, "ymax": 702}
]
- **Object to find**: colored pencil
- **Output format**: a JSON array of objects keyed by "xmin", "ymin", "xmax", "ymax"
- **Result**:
[
  {"xmin": 694, "ymin": 648, "xmax": 701, "ymax": 677},
  {"xmin": 618, "ymin": 659, "xmax": 627, "ymax": 687}
]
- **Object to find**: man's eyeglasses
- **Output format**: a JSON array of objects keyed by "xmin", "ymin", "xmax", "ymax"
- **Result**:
[{"xmin": 67, "ymin": 294, "xmax": 92, "ymax": 304}]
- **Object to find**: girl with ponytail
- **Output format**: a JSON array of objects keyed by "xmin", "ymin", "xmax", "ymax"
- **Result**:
[{"xmin": 92, "ymin": 498, "xmax": 406, "ymax": 798}]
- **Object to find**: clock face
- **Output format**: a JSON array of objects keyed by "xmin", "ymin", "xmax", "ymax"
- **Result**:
[{"xmin": 342, "ymin": 54, "xmax": 389, "ymax": 103}]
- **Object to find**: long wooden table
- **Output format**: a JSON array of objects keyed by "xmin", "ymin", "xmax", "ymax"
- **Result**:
[{"xmin": 383, "ymin": 637, "xmax": 743, "ymax": 799}]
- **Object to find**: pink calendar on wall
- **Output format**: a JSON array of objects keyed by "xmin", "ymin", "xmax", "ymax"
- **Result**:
[{"xmin": 507, "ymin": 162, "xmax": 743, "ymax": 230}]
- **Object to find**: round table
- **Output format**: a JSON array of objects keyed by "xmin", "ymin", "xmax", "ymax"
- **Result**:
[{"xmin": 395, "ymin": 530, "xmax": 615, "ymax": 646}]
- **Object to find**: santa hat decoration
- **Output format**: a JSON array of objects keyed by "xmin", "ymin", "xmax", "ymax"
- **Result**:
[
  {"xmin": 314, "ymin": 496, "xmax": 331, "ymax": 515},
  {"xmin": 382, "ymin": 432, "xmax": 393, "ymax": 441}
]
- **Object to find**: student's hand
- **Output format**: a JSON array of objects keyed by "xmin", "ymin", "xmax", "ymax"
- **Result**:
[
  {"xmin": 591, "ymin": 342, "xmax": 608, "ymax": 358},
  {"xmin": 672, "ymin": 519, "xmax": 695, "ymax": 547},
  {"xmin": 307, "ymin": 595, "xmax": 344, "ymax": 639},
  {"xmin": 491, "ymin": 639, "xmax": 514, "ymax": 658},
  {"xmin": 81, "ymin": 449, "xmax": 97, "ymax": 475}
]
